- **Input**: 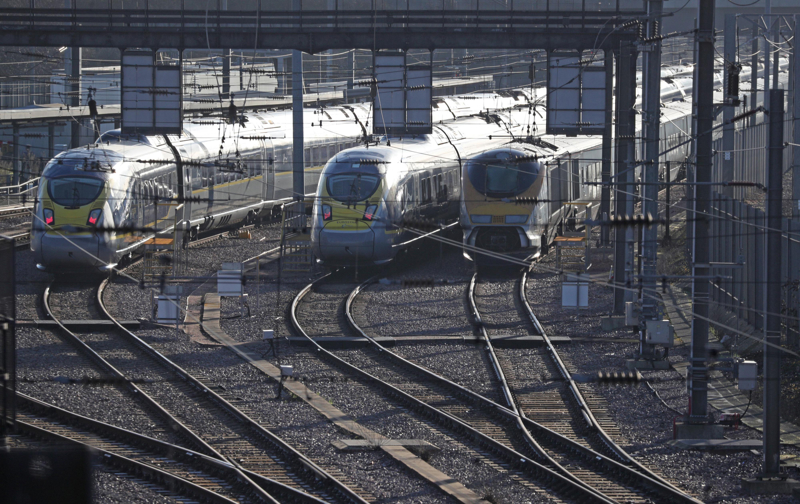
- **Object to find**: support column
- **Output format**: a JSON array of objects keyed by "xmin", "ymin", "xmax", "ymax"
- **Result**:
[
  {"xmin": 793, "ymin": 16, "xmax": 800, "ymax": 219},
  {"xmin": 47, "ymin": 123, "xmax": 54, "ymax": 160},
  {"xmin": 764, "ymin": 89, "xmax": 784, "ymax": 477},
  {"xmin": 292, "ymin": 0, "xmax": 304, "ymax": 204},
  {"xmin": 11, "ymin": 124, "xmax": 19, "ymax": 186},
  {"xmin": 722, "ymin": 14, "xmax": 736, "ymax": 198},
  {"xmin": 763, "ymin": 0, "xmax": 771, "ymax": 112},
  {"xmin": 688, "ymin": 0, "xmax": 715, "ymax": 427},
  {"xmin": 65, "ymin": 0, "xmax": 80, "ymax": 149},
  {"xmin": 222, "ymin": 49, "xmax": 231, "ymax": 100},
  {"xmin": 67, "ymin": 46, "xmax": 81, "ymax": 149},
  {"xmin": 221, "ymin": 0, "xmax": 230, "ymax": 100},
  {"xmin": 750, "ymin": 23, "xmax": 759, "ymax": 128},
  {"xmin": 640, "ymin": 0, "xmax": 663, "ymax": 360},
  {"xmin": 613, "ymin": 43, "xmax": 637, "ymax": 314},
  {"xmin": 600, "ymin": 50, "xmax": 613, "ymax": 246}
]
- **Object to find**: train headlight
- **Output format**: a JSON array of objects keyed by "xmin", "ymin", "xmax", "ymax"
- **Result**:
[
  {"xmin": 44, "ymin": 208, "xmax": 54, "ymax": 226},
  {"xmin": 363, "ymin": 205, "xmax": 377, "ymax": 221},
  {"xmin": 322, "ymin": 204, "xmax": 332, "ymax": 221},
  {"xmin": 87, "ymin": 208, "xmax": 102, "ymax": 226},
  {"xmin": 470, "ymin": 214, "xmax": 491, "ymax": 224},
  {"xmin": 505, "ymin": 215, "xmax": 528, "ymax": 224}
]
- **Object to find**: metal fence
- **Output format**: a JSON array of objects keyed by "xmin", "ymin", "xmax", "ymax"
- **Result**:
[
  {"xmin": 0, "ymin": 177, "xmax": 39, "ymax": 207},
  {"xmin": 709, "ymin": 192, "xmax": 800, "ymax": 349}
]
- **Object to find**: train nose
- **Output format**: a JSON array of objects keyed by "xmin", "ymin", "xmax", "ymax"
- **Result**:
[
  {"xmin": 316, "ymin": 226, "xmax": 375, "ymax": 263},
  {"xmin": 38, "ymin": 233, "xmax": 105, "ymax": 270}
]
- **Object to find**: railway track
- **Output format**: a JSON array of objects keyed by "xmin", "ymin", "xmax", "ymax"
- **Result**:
[
  {"xmin": 15, "ymin": 392, "xmax": 299, "ymax": 504},
  {"xmin": 338, "ymin": 270, "xmax": 701, "ymax": 504},
  {"xmin": 292, "ymin": 271, "xmax": 613, "ymax": 504},
  {"xmin": 518, "ymin": 270, "xmax": 694, "ymax": 499},
  {"xmin": 39, "ymin": 279, "xmax": 368, "ymax": 504},
  {"xmin": 469, "ymin": 273, "xmax": 697, "ymax": 503},
  {"xmin": 0, "ymin": 205, "xmax": 31, "ymax": 220}
]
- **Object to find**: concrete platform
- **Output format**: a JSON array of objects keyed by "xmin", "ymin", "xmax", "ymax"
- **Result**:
[
  {"xmin": 674, "ymin": 423, "xmax": 725, "ymax": 440},
  {"xmin": 741, "ymin": 477, "xmax": 800, "ymax": 495},
  {"xmin": 670, "ymin": 438, "xmax": 762, "ymax": 451},
  {"xmin": 21, "ymin": 319, "xmax": 141, "ymax": 330}
]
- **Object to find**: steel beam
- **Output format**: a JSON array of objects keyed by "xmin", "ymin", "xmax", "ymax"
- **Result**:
[
  {"xmin": 688, "ymin": 0, "xmax": 715, "ymax": 425},
  {"xmin": 11, "ymin": 124, "xmax": 19, "ymax": 186},
  {"xmin": 764, "ymin": 89, "xmax": 784, "ymax": 477},
  {"xmin": 292, "ymin": 0, "xmax": 304, "ymax": 206},
  {"xmin": 640, "ymin": 0, "xmax": 663, "ymax": 360},
  {"xmin": 613, "ymin": 43, "xmax": 637, "ymax": 315},
  {"xmin": 722, "ymin": 14, "xmax": 736, "ymax": 198},
  {"xmin": 600, "ymin": 50, "xmax": 613, "ymax": 246},
  {"xmin": 793, "ymin": 15, "xmax": 800, "ymax": 219},
  {"xmin": 0, "ymin": 8, "xmax": 638, "ymax": 51},
  {"xmin": 750, "ymin": 22, "xmax": 759, "ymax": 128}
]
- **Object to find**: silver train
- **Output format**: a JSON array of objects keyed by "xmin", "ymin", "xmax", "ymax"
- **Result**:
[
  {"xmin": 309, "ymin": 93, "xmax": 528, "ymax": 265},
  {"xmin": 32, "ymin": 104, "xmax": 371, "ymax": 271},
  {"xmin": 312, "ymin": 56, "xmax": 788, "ymax": 266}
]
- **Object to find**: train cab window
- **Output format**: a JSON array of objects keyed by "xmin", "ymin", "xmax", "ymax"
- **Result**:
[
  {"xmin": 326, "ymin": 172, "xmax": 381, "ymax": 202},
  {"xmin": 47, "ymin": 176, "xmax": 105, "ymax": 208}
]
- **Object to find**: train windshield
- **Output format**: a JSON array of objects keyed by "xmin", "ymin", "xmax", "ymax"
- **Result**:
[
  {"xmin": 467, "ymin": 154, "xmax": 539, "ymax": 198},
  {"xmin": 47, "ymin": 176, "xmax": 105, "ymax": 208},
  {"xmin": 326, "ymin": 173, "xmax": 381, "ymax": 202},
  {"xmin": 486, "ymin": 164, "xmax": 519, "ymax": 193}
]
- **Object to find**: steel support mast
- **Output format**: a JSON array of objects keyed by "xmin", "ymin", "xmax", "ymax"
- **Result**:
[
  {"xmin": 613, "ymin": 43, "xmax": 638, "ymax": 314},
  {"xmin": 688, "ymin": 0, "xmax": 715, "ymax": 425},
  {"xmin": 292, "ymin": 0, "xmax": 304, "ymax": 206},
  {"xmin": 764, "ymin": 89, "xmax": 784, "ymax": 477},
  {"xmin": 640, "ymin": 0, "xmax": 663, "ymax": 360},
  {"xmin": 600, "ymin": 50, "xmax": 614, "ymax": 246},
  {"xmin": 793, "ymin": 16, "xmax": 800, "ymax": 220},
  {"xmin": 722, "ymin": 14, "xmax": 736, "ymax": 199}
]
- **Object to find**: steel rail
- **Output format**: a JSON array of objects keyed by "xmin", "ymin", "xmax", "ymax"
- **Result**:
[
  {"xmin": 346, "ymin": 273, "xmax": 701, "ymax": 504},
  {"xmin": 42, "ymin": 281, "xmax": 222, "ymax": 460},
  {"xmin": 469, "ymin": 274, "xmax": 697, "ymax": 503},
  {"xmin": 43, "ymin": 281, "xmax": 279, "ymax": 504},
  {"xmin": 466, "ymin": 274, "xmax": 623, "ymax": 502},
  {"xmin": 519, "ymin": 269, "xmax": 700, "ymax": 501},
  {"xmin": 96, "ymin": 277, "xmax": 370, "ymax": 504},
  {"xmin": 16, "ymin": 393, "xmax": 329, "ymax": 504},
  {"xmin": 292, "ymin": 274, "xmax": 612, "ymax": 504},
  {"xmin": 16, "ymin": 421, "xmax": 241, "ymax": 504}
]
